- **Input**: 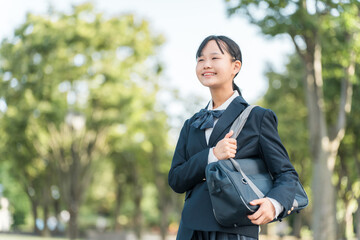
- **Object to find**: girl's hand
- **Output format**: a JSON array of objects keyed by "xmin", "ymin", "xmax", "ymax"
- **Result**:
[
  {"xmin": 247, "ymin": 198, "xmax": 276, "ymax": 225},
  {"xmin": 213, "ymin": 130, "xmax": 237, "ymax": 160}
]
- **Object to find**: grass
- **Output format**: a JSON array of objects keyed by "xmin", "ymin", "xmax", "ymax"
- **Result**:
[{"xmin": 0, "ymin": 233, "xmax": 83, "ymax": 240}]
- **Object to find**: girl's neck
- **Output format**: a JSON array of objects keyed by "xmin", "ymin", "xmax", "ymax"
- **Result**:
[{"xmin": 210, "ymin": 88, "xmax": 234, "ymax": 109}]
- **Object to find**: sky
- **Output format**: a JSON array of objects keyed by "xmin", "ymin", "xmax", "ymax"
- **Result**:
[{"xmin": 0, "ymin": 0, "xmax": 294, "ymax": 111}]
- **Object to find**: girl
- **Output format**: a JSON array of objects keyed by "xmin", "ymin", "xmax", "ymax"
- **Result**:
[{"xmin": 168, "ymin": 35, "xmax": 299, "ymax": 240}]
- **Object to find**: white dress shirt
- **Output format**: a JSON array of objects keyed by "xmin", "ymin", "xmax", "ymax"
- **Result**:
[{"xmin": 205, "ymin": 91, "xmax": 284, "ymax": 219}]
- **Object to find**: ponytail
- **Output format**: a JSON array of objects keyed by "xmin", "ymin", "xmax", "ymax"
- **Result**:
[{"xmin": 233, "ymin": 82, "xmax": 242, "ymax": 96}]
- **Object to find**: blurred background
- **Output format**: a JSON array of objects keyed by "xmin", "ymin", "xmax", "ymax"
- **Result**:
[{"xmin": 0, "ymin": 0, "xmax": 359, "ymax": 239}]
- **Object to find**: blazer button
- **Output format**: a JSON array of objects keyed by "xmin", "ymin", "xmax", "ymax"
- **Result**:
[
  {"xmin": 287, "ymin": 210, "xmax": 292, "ymax": 215},
  {"xmin": 291, "ymin": 207, "xmax": 294, "ymax": 211}
]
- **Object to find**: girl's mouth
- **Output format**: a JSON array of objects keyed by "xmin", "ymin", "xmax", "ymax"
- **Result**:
[{"xmin": 203, "ymin": 72, "xmax": 216, "ymax": 76}]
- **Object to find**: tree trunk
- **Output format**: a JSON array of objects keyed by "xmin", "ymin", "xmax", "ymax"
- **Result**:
[
  {"xmin": 113, "ymin": 182, "xmax": 123, "ymax": 230},
  {"xmin": 301, "ymin": 38, "xmax": 337, "ymax": 240},
  {"xmin": 133, "ymin": 184, "xmax": 142, "ymax": 240},
  {"xmin": 354, "ymin": 145, "xmax": 360, "ymax": 240},
  {"xmin": 312, "ymin": 151, "xmax": 337, "ymax": 240},
  {"xmin": 292, "ymin": 214, "xmax": 302, "ymax": 238},
  {"xmin": 356, "ymin": 160, "xmax": 360, "ymax": 240},
  {"xmin": 260, "ymin": 224, "xmax": 268, "ymax": 235},
  {"xmin": 335, "ymin": 159, "xmax": 346, "ymax": 240},
  {"xmin": 69, "ymin": 204, "xmax": 79, "ymax": 240},
  {"xmin": 31, "ymin": 200, "xmax": 41, "ymax": 235},
  {"xmin": 356, "ymin": 199, "xmax": 360, "ymax": 240},
  {"xmin": 159, "ymin": 205, "xmax": 170, "ymax": 240},
  {"xmin": 337, "ymin": 201, "xmax": 347, "ymax": 240},
  {"xmin": 157, "ymin": 185, "xmax": 170, "ymax": 240},
  {"xmin": 337, "ymin": 149, "xmax": 359, "ymax": 240},
  {"xmin": 53, "ymin": 199, "xmax": 61, "ymax": 236},
  {"xmin": 42, "ymin": 205, "xmax": 50, "ymax": 237},
  {"xmin": 344, "ymin": 202, "xmax": 354, "ymax": 240},
  {"xmin": 130, "ymin": 163, "xmax": 143, "ymax": 240},
  {"xmin": 152, "ymin": 150, "xmax": 170, "ymax": 240}
]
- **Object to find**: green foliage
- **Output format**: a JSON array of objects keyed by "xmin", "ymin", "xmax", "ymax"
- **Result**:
[
  {"xmin": 227, "ymin": 0, "xmax": 360, "ymax": 237},
  {"xmin": 261, "ymin": 55, "xmax": 309, "ymax": 175},
  {"xmin": 0, "ymin": 161, "xmax": 30, "ymax": 230},
  {"xmin": 225, "ymin": 0, "xmax": 359, "ymax": 39},
  {"xmin": 0, "ymin": 2, "xmax": 172, "ymax": 236},
  {"xmin": 259, "ymin": 54, "xmax": 317, "ymax": 236},
  {"xmin": 334, "ymin": 83, "xmax": 360, "ymax": 237},
  {"xmin": 259, "ymin": 31, "xmax": 360, "ymax": 240}
]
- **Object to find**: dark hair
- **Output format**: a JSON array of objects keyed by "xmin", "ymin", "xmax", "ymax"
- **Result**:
[{"xmin": 196, "ymin": 35, "xmax": 242, "ymax": 95}]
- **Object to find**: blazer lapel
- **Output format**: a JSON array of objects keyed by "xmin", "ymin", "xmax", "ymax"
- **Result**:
[
  {"xmin": 195, "ymin": 101, "xmax": 210, "ymax": 149},
  {"xmin": 192, "ymin": 127, "xmax": 207, "ymax": 149},
  {"xmin": 208, "ymin": 96, "xmax": 248, "ymax": 147}
]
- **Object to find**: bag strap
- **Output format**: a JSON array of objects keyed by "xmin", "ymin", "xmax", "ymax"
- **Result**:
[
  {"xmin": 228, "ymin": 105, "xmax": 266, "ymax": 199},
  {"xmin": 229, "ymin": 105, "xmax": 257, "ymax": 139}
]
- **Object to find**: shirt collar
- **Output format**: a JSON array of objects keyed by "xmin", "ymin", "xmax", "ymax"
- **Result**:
[{"xmin": 208, "ymin": 91, "xmax": 239, "ymax": 111}]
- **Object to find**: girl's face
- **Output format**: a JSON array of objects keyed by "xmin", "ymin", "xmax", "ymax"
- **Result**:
[{"xmin": 196, "ymin": 40, "xmax": 241, "ymax": 91}]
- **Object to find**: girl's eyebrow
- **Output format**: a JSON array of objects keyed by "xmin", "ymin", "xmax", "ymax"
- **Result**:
[{"xmin": 198, "ymin": 52, "xmax": 222, "ymax": 57}]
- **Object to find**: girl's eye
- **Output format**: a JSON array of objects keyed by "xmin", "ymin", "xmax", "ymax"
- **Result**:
[
  {"xmin": 212, "ymin": 57, "xmax": 219, "ymax": 60},
  {"xmin": 197, "ymin": 59, "xmax": 204, "ymax": 62}
]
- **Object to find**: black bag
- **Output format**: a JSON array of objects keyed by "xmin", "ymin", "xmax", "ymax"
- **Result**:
[{"xmin": 205, "ymin": 106, "xmax": 308, "ymax": 227}]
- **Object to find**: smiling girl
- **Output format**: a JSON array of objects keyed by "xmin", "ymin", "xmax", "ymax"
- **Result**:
[{"xmin": 168, "ymin": 35, "xmax": 299, "ymax": 240}]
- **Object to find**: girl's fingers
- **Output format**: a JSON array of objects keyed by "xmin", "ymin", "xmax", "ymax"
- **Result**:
[
  {"xmin": 224, "ymin": 130, "xmax": 234, "ymax": 139},
  {"xmin": 214, "ymin": 132, "xmax": 238, "ymax": 160},
  {"xmin": 229, "ymin": 143, "xmax": 237, "ymax": 149}
]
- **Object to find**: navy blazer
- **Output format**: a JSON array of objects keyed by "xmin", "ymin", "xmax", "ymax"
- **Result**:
[{"xmin": 168, "ymin": 96, "xmax": 299, "ymax": 238}]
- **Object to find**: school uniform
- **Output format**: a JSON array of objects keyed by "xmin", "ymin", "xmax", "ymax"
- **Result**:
[{"xmin": 168, "ymin": 92, "xmax": 299, "ymax": 240}]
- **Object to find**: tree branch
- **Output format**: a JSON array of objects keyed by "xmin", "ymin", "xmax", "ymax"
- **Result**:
[
  {"xmin": 290, "ymin": 34, "xmax": 306, "ymax": 61},
  {"xmin": 333, "ymin": 47, "xmax": 355, "ymax": 141}
]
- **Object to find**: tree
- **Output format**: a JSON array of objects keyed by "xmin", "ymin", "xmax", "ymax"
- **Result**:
[
  {"xmin": 36, "ymin": 122, "xmax": 107, "ymax": 239},
  {"xmin": 260, "ymin": 54, "xmax": 311, "ymax": 237},
  {"xmin": 145, "ymin": 111, "xmax": 174, "ymax": 240},
  {"xmin": 261, "ymin": 43, "xmax": 360, "ymax": 240},
  {"xmin": 225, "ymin": 1, "xmax": 359, "ymax": 239},
  {"xmin": 335, "ymin": 84, "xmax": 360, "ymax": 239},
  {"xmin": 105, "ymin": 86, "xmax": 173, "ymax": 239},
  {"xmin": 0, "ymin": 2, "xmax": 166, "ymax": 238}
]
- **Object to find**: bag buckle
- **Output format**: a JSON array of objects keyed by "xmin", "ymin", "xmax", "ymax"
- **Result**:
[{"xmin": 241, "ymin": 178, "xmax": 248, "ymax": 184}]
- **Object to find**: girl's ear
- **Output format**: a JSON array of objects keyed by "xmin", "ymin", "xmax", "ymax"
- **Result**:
[{"xmin": 233, "ymin": 60, "xmax": 242, "ymax": 74}]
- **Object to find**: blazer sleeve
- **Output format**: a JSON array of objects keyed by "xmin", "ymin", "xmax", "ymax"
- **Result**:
[
  {"xmin": 258, "ymin": 109, "xmax": 299, "ymax": 218},
  {"xmin": 168, "ymin": 120, "xmax": 210, "ymax": 194}
]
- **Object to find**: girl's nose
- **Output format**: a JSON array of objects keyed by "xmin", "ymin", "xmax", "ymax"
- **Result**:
[{"xmin": 203, "ymin": 60, "xmax": 211, "ymax": 69}]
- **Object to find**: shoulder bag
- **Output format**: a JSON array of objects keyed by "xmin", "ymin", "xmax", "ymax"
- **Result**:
[{"xmin": 205, "ymin": 105, "xmax": 309, "ymax": 227}]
